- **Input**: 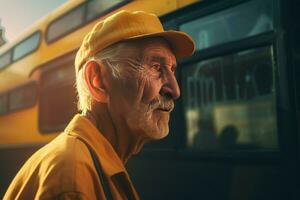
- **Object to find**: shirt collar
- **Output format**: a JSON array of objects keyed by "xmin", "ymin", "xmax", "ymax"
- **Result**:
[{"xmin": 65, "ymin": 114, "xmax": 126, "ymax": 177}]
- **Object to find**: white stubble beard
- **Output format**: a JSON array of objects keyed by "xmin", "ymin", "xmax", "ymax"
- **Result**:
[{"xmin": 125, "ymin": 102, "xmax": 170, "ymax": 140}]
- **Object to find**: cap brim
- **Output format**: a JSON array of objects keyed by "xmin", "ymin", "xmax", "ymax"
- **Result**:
[{"xmin": 127, "ymin": 30, "xmax": 195, "ymax": 59}]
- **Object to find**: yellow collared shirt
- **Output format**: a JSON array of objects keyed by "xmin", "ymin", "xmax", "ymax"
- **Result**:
[{"xmin": 4, "ymin": 114, "xmax": 140, "ymax": 200}]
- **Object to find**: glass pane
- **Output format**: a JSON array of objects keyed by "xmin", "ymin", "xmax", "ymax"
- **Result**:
[
  {"xmin": 9, "ymin": 83, "xmax": 37, "ymax": 111},
  {"xmin": 0, "ymin": 94, "xmax": 8, "ymax": 115},
  {"xmin": 180, "ymin": 0, "xmax": 274, "ymax": 50},
  {"xmin": 47, "ymin": 5, "xmax": 85, "ymax": 42},
  {"xmin": 0, "ymin": 51, "xmax": 11, "ymax": 69},
  {"xmin": 13, "ymin": 32, "xmax": 40, "ymax": 61},
  {"xmin": 40, "ymin": 65, "xmax": 77, "ymax": 133},
  {"xmin": 86, "ymin": 0, "xmax": 125, "ymax": 21},
  {"xmin": 182, "ymin": 46, "xmax": 278, "ymax": 151}
]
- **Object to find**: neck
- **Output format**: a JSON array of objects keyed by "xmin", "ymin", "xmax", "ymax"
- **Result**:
[{"xmin": 82, "ymin": 104, "xmax": 147, "ymax": 163}]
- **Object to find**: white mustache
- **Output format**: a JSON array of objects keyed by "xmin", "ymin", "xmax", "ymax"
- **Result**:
[{"xmin": 150, "ymin": 97, "xmax": 174, "ymax": 112}]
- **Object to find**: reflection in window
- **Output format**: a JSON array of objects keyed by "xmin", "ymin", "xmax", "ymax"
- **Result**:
[
  {"xmin": 86, "ymin": 0, "xmax": 126, "ymax": 21},
  {"xmin": 9, "ymin": 83, "xmax": 37, "ymax": 111},
  {"xmin": 0, "ymin": 51, "xmax": 11, "ymax": 69},
  {"xmin": 180, "ymin": 0, "xmax": 273, "ymax": 50},
  {"xmin": 47, "ymin": 5, "xmax": 85, "ymax": 42},
  {"xmin": 182, "ymin": 46, "xmax": 277, "ymax": 151},
  {"xmin": 13, "ymin": 32, "xmax": 40, "ymax": 61}
]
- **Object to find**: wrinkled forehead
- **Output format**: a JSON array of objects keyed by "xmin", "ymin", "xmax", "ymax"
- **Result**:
[{"xmin": 120, "ymin": 37, "xmax": 177, "ymax": 64}]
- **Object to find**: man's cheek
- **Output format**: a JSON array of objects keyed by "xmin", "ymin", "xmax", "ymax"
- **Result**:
[{"xmin": 119, "ymin": 76, "xmax": 139, "ymax": 98}]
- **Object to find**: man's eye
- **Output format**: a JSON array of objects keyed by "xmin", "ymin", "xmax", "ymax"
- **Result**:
[
  {"xmin": 171, "ymin": 65, "xmax": 176, "ymax": 73},
  {"xmin": 152, "ymin": 63, "xmax": 161, "ymax": 71}
]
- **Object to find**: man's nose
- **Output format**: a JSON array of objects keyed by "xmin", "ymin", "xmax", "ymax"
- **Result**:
[{"xmin": 160, "ymin": 71, "xmax": 181, "ymax": 100}]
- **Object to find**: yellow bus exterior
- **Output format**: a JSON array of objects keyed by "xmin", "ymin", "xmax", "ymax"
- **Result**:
[{"xmin": 0, "ymin": 0, "xmax": 199, "ymax": 145}]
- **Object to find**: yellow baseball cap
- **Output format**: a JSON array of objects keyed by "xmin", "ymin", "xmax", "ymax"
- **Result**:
[{"xmin": 75, "ymin": 10, "xmax": 195, "ymax": 73}]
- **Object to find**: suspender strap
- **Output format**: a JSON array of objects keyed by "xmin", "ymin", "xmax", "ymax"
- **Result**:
[{"xmin": 86, "ymin": 145, "xmax": 114, "ymax": 200}]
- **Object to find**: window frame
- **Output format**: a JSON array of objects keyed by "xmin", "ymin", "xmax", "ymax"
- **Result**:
[
  {"xmin": 38, "ymin": 51, "xmax": 77, "ymax": 134},
  {"xmin": 0, "ymin": 31, "xmax": 41, "ymax": 71},
  {"xmin": 45, "ymin": 3, "xmax": 86, "ymax": 44},
  {"xmin": 179, "ymin": 0, "xmax": 275, "ymax": 52},
  {"xmin": 83, "ymin": 0, "xmax": 130, "ymax": 25},
  {"xmin": 12, "ymin": 31, "xmax": 41, "ymax": 62},
  {"xmin": 1, "ymin": 81, "xmax": 38, "ymax": 115},
  {"xmin": 45, "ymin": 0, "xmax": 130, "ymax": 44},
  {"xmin": 143, "ymin": 0, "xmax": 288, "ymax": 160}
]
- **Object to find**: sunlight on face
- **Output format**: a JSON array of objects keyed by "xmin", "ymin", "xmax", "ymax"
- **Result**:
[{"xmin": 107, "ymin": 38, "xmax": 180, "ymax": 140}]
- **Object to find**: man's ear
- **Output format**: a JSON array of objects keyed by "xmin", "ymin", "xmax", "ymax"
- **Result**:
[{"xmin": 84, "ymin": 60, "xmax": 109, "ymax": 103}]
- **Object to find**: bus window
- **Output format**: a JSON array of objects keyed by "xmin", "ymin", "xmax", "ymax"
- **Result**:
[
  {"xmin": 85, "ymin": 0, "xmax": 127, "ymax": 22},
  {"xmin": 47, "ymin": 5, "xmax": 85, "ymax": 43},
  {"xmin": 182, "ymin": 46, "xmax": 277, "ymax": 151},
  {"xmin": 39, "ymin": 57, "xmax": 77, "ymax": 133},
  {"xmin": 0, "ymin": 93, "xmax": 8, "ymax": 115},
  {"xmin": 13, "ymin": 32, "xmax": 40, "ymax": 61},
  {"xmin": 0, "ymin": 51, "xmax": 11, "ymax": 70},
  {"xmin": 9, "ymin": 82, "xmax": 37, "ymax": 112},
  {"xmin": 180, "ymin": 0, "xmax": 274, "ymax": 51}
]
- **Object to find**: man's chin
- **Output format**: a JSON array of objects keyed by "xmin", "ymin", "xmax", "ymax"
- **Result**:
[
  {"xmin": 127, "ymin": 114, "xmax": 170, "ymax": 140},
  {"xmin": 147, "ymin": 125, "xmax": 169, "ymax": 140}
]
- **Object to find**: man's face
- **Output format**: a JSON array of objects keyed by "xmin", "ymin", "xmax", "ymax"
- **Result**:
[{"xmin": 106, "ymin": 38, "xmax": 180, "ymax": 140}]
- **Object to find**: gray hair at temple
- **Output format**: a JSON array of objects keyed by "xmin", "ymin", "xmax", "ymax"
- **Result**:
[{"xmin": 75, "ymin": 42, "xmax": 126, "ymax": 113}]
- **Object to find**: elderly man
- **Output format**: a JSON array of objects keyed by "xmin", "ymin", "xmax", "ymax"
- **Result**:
[{"xmin": 4, "ymin": 10, "xmax": 194, "ymax": 200}]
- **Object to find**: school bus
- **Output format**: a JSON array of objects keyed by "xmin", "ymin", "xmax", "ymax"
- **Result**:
[
  {"xmin": 0, "ymin": 0, "xmax": 198, "ymax": 145},
  {"xmin": 0, "ymin": 0, "xmax": 299, "ymax": 199}
]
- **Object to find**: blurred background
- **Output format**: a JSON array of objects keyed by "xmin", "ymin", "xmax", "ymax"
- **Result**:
[
  {"xmin": 0, "ymin": 0, "xmax": 67, "ymax": 42},
  {"xmin": 0, "ymin": 0, "xmax": 299, "ymax": 199}
]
